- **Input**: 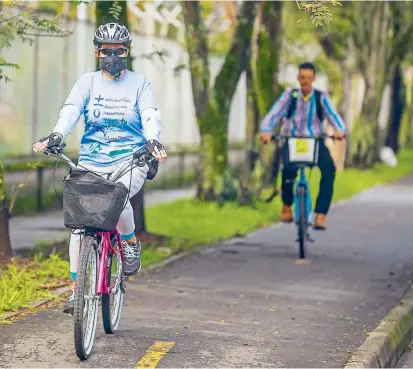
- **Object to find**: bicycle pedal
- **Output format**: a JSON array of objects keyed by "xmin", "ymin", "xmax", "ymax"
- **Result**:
[{"xmin": 308, "ymin": 237, "xmax": 315, "ymax": 243}]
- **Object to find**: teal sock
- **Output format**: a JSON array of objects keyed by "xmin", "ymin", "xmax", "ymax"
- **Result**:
[{"xmin": 121, "ymin": 231, "xmax": 136, "ymax": 242}]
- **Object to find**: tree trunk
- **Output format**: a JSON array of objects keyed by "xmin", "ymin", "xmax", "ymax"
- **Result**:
[
  {"xmin": 197, "ymin": 102, "xmax": 231, "ymax": 201},
  {"xmin": 255, "ymin": 1, "xmax": 283, "ymax": 116},
  {"xmin": 349, "ymin": 2, "xmax": 388, "ymax": 168},
  {"xmin": 238, "ymin": 45, "xmax": 259, "ymax": 206},
  {"xmin": 0, "ymin": 161, "xmax": 12, "ymax": 260},
  {"xmin": 337, "ymin": 62, "xmax": 353, "ymax": 167},
  {"xmin": 238, "ymin": 0, "xmax": 283, "ymax": 204},
  {"xmin": 349, "ymin": 81, "xmax": 381, "ymax": 168},
  {"xmin": 385, "ymin": 63, "xmax": 405, "ymax": 153},
  {"xmin": 182, "ymin": 1, "xmax": 257, "ymax": 200},
  {"xmin": 384, "ymin": 3, "xmax": 405, "ymax": 154},
  {"xmin": 400, "ymin": 68, "xmax": 413, "ymax": 148},
  {"xmin": 0, "ymin": 0, "xmax": 11, "ymax": 259},
  {"xmin": 131, "ymin": 188, "xmax": 146, "ymax": 234},
  {"xmin": 96, "ymin": 1, "xmax": 145, "ymax": 233}
]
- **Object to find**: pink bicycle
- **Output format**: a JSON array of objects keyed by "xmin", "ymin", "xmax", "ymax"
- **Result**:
[{"xmin": 43, "ymin": 145, "xmax": 154, "ymax": 360}]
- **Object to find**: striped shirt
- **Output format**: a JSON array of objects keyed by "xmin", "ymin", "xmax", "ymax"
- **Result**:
[{"xmin": 260, "ymin": 88, "xmax": 346, "ymax": 136}]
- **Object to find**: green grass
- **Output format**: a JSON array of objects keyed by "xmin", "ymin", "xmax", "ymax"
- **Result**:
[
  {"xmin": 146, "ymin": 149, "xmax": 413, "ymax": 249},
  {"xmin": 1, "ymin": 149, "xmax": 413, "ymax": 318},
  {"xmin": 0, "ymin": 254, "xmax": 70, "ymax": 315}
]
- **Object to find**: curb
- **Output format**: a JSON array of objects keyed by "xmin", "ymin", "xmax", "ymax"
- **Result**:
[{"xmin": 345, "ymin": 284, "xmax": 413, "ymax": 368}]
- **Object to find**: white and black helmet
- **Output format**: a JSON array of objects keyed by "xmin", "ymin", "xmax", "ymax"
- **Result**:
[{"xmin": 93, "ymin": 22, "xmax": 132, "ymax": 48}]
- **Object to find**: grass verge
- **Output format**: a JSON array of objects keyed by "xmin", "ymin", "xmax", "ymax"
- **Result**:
[
  {"xmin": 1, "ymin": 148, "xmax": 413, "ymax": 318},
  {"xmin": 146, "ymin": 149, "xmax": 413, "ymax": 245},
  {"xmin": 0, "ymin": 254, "xmax": 70, "ymax": 315}
]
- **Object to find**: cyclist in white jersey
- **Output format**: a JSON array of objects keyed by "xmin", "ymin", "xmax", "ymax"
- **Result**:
[{"xmin": 33, "ymin": 23, "xmax": 167, "ymax": 314}]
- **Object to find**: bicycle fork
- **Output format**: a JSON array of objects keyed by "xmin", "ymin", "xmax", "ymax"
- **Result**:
[
  {"xmin": 294, "ymin": 167, "xmax": 315, "ymax": 243},
  {"xmin": 294, "ymin": 168, "xmax": 311, "ymax": 222}
]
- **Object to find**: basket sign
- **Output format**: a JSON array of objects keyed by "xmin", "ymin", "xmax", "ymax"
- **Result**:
[
  {"xmin": 295, "ymin": 139, "xmax": 309, "ymax": 154},
  {"xmin": 288, "ymin": 138, "xmax": 317, "ymax": 163}
]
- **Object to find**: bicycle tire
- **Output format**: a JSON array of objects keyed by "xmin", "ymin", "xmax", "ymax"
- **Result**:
[
  {"xmin": 102, "ymin": 236, "xmax": 124, "ymax": 334},
  {"xmin": 74, "ymin": 235, "xmax": 99, "ymax": 361},
  {"xmin": 297, "ymin": 186, "xmax": 308, "ymax": 259}
]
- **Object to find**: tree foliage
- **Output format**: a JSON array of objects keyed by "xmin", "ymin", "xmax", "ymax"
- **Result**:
[
  {"xmin": 296, "ymin": 0, "xmax": 342, "ymax": 31},
  {"xmin": 0, "ymin": 1, "xmax": 68, "ymax": 82}
]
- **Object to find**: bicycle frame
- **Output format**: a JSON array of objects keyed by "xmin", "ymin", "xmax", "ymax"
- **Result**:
[
  {"xmin": 93, "ymin": 230, "xmax": 124, "ymax": 296},
  {"xmin": 44, "ymin": 149, "xmax": 151, "ymax": 296},
  {"xmin": 293, "ymin": 165, "xmax": 312, "ymax": 223}
]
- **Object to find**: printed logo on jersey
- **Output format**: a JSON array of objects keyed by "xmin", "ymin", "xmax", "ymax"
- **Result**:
[{"xmin": 89, "ymin": 142, "xmax": 102, "ymax": 154}]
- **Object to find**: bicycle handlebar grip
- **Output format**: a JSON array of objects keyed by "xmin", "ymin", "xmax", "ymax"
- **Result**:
[
  {"xmin": 133, "ymin": 149, "xmax": 149, "ymax": 159},
  {"xmin": 133, "ymin": 149, "xmax": 157, "ymax": 165},
  {"xmin": 43, "ymin": 143, "xmax": 66, "ymax": 156}
]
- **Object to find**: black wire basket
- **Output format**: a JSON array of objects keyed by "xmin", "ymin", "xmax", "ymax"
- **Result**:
[{"xmin": 62, "ymin": 169, "xmax": 129, "ymax": 232}]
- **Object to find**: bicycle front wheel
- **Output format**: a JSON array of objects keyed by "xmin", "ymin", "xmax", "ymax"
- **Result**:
[
  {"xmin": 297, "ymin": 186, "xmax": 308, "ymax": 259},
  {"xmin": 74, "ymin": 234, "xmax": 99, "ymax": 361},
  {"xmin": 102, "ymin": 236, "xmax": 124, "ymax": 334}
]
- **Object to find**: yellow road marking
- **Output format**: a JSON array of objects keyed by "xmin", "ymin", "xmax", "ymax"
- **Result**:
[
  {"xmin": 295, "ymin": 259, "xmax": 311, "ymax": 264},
  {"xmin": 136, "ymin": 341, "xmax": 176, "ymax": 369}
]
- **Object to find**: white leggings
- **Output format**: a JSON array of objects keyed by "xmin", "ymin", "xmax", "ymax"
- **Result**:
[{"xmin": 69, "ymin": 162, "xmax": 149, "ymax": 280}]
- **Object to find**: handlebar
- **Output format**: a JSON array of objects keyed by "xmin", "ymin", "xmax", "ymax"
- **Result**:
[
  {"xmin": 43, "ymin": 144, "xmax": 77, "ymax": 170},
  {"xmin": 270, "ymin": 134, "xmax": 346, "ymax": 142},
  {"xmin": 42, "ymin": 144, "xmax": 156, "ymax": 182}
]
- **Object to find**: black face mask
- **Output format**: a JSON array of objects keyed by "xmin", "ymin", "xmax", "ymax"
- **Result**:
[{"xmin": 99, "ymin": 55, "xmax": 126, "ymax": 79}]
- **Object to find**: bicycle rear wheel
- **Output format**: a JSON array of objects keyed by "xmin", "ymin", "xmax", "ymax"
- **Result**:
[
  {"xmin": 297, "ymin": 186, "xmax": 308, "ymax": 259},
  {"xmin": 74, "ymin": 234, "xmax": 99, "ymax": 361},
  {"xmin": 102, "ymin": 236, "xmax": 124, "ymax": 334}
]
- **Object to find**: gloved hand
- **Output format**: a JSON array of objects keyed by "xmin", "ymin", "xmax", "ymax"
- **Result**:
[
  {"xmin": 32, "ymin": 133, "xmax": 63, "ymax": 153},
  {"xmin": 145, "ymin": 139, "xmax": 167, "ymax": 162}
]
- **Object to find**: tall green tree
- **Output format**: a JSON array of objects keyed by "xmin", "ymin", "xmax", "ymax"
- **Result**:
[
  {"xmin": 240, "ymin": 1, "xmax": 284, "ymax": 204},
  {"xmin": 182, "ymin": 1, "xmax": 258, "ymax": 201}
]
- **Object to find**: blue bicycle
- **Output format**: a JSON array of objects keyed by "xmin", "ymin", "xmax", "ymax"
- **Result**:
[{"xmin": 270, "ymin": 134, "xmax": 340, "ymax": 259}]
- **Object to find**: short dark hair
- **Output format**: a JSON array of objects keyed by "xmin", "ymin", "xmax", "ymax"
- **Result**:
[{"xmin": 298, "ymin": 62, "xmax": 316, "ymax": 75}]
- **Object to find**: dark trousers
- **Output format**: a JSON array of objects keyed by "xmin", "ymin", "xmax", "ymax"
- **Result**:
[{"xmin": 281, "ymin": 141, "xmax": 336, "ymax": 215}]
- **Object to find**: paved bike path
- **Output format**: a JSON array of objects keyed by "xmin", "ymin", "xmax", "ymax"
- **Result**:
[{"xmin": 2, "ymin": 176, "xmax": 413, "ymax": 367}]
